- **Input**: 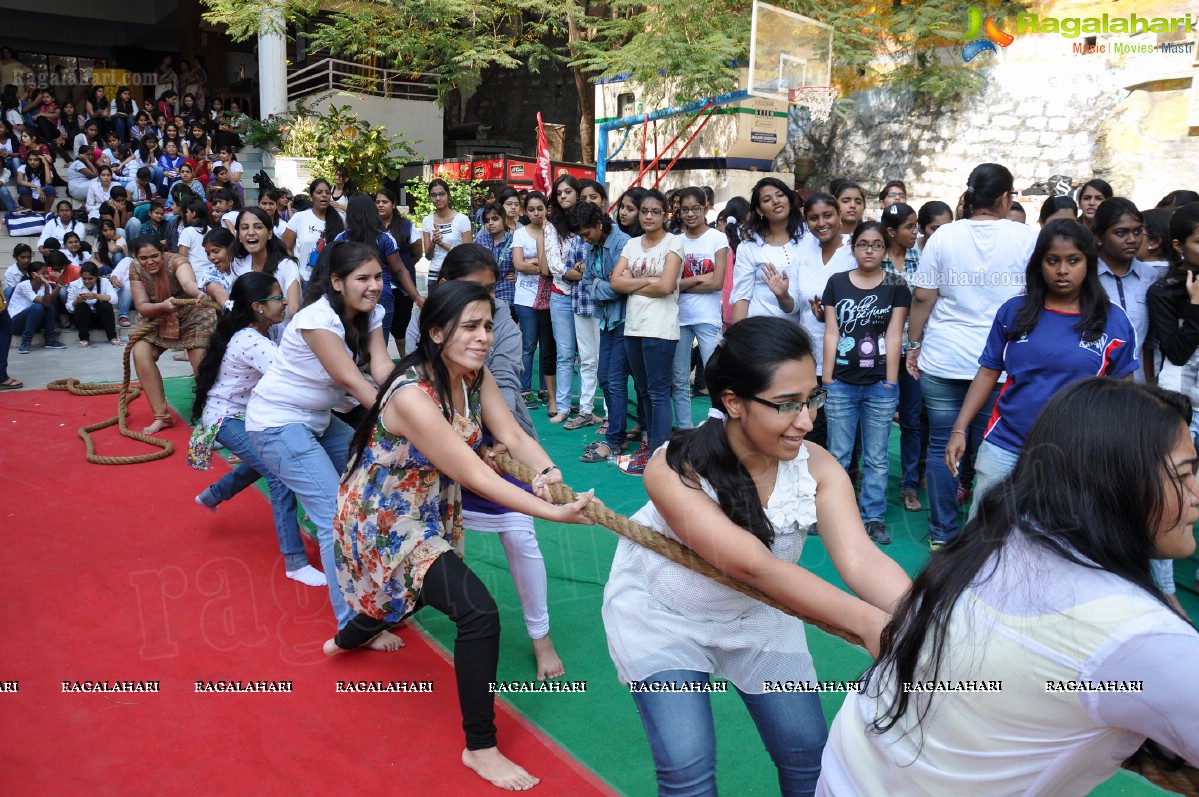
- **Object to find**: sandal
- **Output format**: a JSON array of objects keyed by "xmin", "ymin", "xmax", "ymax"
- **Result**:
[
  {"xmin": 596, "ymin": 421, "xmax": 608, "ymax": 435},
  {"xmin": 625, "ymin": 426, "xmax": 641, "ymax": 441},
  {"xmin": 110, "ymin": 338, "xmax": 124, "ymax": 347},
  {"xmin": 564, "ymin": 413, "xmax": 597, "ymax": 430},
  {"xmin": 78, "ymin": 340, "xmax": 89, "ymax": 348},
  {"xmin": 901, "ymin": 488, "xmax": 922, "ymax": 512},
  {"xmin": 522, "ymin": 392, "xmax": 539, "ymax": 410},
  {"xmin": 0, "ymin": 378, "xmax": 23, "ymax": 390},
  {"xmin": 548, "ymin": 412, "xmax": 569, "ymax": 424},
  {"xmin": 580, "ymin": 442, "xmax": 613, "ymax": 463}
]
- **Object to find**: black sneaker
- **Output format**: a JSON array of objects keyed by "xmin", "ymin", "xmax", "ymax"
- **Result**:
[{"xmin": 865, "ymin": 520, "xmax": 891, "ymax": 545}]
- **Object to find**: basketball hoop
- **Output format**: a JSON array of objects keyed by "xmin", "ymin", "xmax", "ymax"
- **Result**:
[{"xmin": 788, "ymin": 86, "xmax": 837, "ymax": 123}]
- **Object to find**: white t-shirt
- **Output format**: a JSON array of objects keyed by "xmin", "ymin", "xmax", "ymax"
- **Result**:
[
  {"xmin": 37, "ymin": 218, "xmax": 86, "ymax": 250},
  {"xmin": 220, "ymin": 210, "xmax": 239, "ymax": 230},
  {"xmin": 7, "ymin": 280, "xmax": 50, "ymax": 318},
  {"xmin": 511, "ymin": 225, "xmax": 542, "ymax": 308},
  {"xmin": 913, "ymin": 218, "xmax": 1036, "ymax": 380},
  {"xmin": 797, "ymin": 240, "xmax": 856, "ymax": 376},
  {"xmin": 286, "ymin": 208, "xmax": 331, "ymax": 280},
  {"xmin": 421, "ymin": 212, "xmax": 472, "ymax": 276},
  {"xmin": 66, "ymin": 276, "xmax": 117, "ymax": 311},
  {"xmin": 202, "ymin": 327, "xmax": 276, "ymax": 425},
  {"xmin": 176, "ymin": 225, "xmax": 214, "ymax": 273},
  {"xmin": 677, "ymin": 227, "xmax": 727, "ymax": 327},
  {"xmin": 229, "ymin": 255, "xmax": 302, "ymax": 301},
  {"xmin": 245, "ymin": 296, "xmax": 385, "ymax": 433},
  {"xmin": 620, "ymin": 233, "xmax": 685, "ymax": 340},
  {"xmin": 3, "ymin": 263, "xmax": 24, "ymax": 291},
  {"xmin": 819, "ymin": 530, "xmax": 1199, "ymax": 796}
]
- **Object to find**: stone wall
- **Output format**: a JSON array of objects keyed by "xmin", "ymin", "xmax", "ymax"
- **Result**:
[{"xmin": 777, "ymin": 58, "xmax": 1139, "ymax": 210}]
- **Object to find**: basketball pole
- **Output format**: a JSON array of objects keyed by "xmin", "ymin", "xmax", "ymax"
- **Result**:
[{"xmin": 595, "ymin": 88, "xmax": 750, "ymax": 185}]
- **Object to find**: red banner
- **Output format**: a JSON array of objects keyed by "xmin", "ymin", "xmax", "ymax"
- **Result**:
[{"xmin": 533, "ymin": 112, "xmax": 551, "ymax": 194}]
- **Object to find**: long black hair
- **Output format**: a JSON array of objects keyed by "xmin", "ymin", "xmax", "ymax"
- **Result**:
[
  {"xmin": 231, "ymin": 207, "xmax": 291, "ymax": 277},
  {"xmin": 342, "ymin": 193, "xmax": 383, "ymax": 245},
  {"xmin": 917, "ymin": 201, "xmax": 953, "ymax": 235},
  {"xmin": 191, "ymin": 272, "xmax": 280, "ymax": 423},
  {"xmin": 867, "ymin": 378, "xmax": 1195, "ymax": 735},
  {"xmin": 1157, "ymin": 190, "xmax": 1199, "ymax": 209},
  {"xmin": 549, "ymin": 174, "xmax": 581, "ymax": 239},
  {"xmin": 346, "ymin": 280, "xmax": 495, "ymax": 474},
  {"xmin": 303, "ymin": 240, "xmax": 379, "ymax": 366},
  {"xmin": 1168, "ymin": 203, "xmax": 1199, "ymax": 268},
  {"xmin": 744, "ymin": 177, "xmax": 805, "ymax": 244},
  {"xmin": 665, "ymin": 316, "xmax": 816, "ymax": 548},
  {"xmin": 616, "ymin": 186, "xmax": 647, "ymax": 237},
  {"xmin": 1037, "ymin": 195, "xmax": 1078, "ymax": 225},
  {"xmin": 1011, "ymin": 219, "xmax": 1108, "ymax": 342},
  {"xmin": 1092, "ymin": 196, "xmax": 1143, "ymax": 243},
  {"xmin": 438, "ymin": 243, "xmax": 500, "ymax": 285},
  {"xmin": 962, "ymin": 163, "xmax": 1014, "ymax": 218},
  {"xmin": 720, "ymin": 196, "xmax": 750, "ymax": 253}
]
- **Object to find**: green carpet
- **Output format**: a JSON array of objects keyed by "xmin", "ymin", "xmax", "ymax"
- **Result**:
[{"xmin": 165, "ymin": 376, "xmax": 1190, "ymax": 796}]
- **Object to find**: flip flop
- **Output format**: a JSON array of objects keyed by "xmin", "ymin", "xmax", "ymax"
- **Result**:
[
  {"xmin": 0, "ymin": 378, "xmax": 22, "ymax": 390},
  {"xmin": 902, "ymin": 488, "xmax": 922, "ymax": 512}
]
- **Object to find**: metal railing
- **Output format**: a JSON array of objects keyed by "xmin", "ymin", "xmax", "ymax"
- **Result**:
[{"xmin": 287, "ymin": 58, "xmax": 438, "ymax": 103}]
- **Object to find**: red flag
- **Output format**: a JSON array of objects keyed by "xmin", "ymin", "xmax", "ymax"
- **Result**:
[{"xmin": 533, "ymin": 112, "xmax": 551, "ymax": 194}]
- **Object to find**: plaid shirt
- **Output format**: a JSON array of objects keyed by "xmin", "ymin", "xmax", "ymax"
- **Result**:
[
  {"xmin": 566, "ymin": 233, "xmax": 594, "ymax": 316},
  {"xmin": 480, "ymin": 230, "xmax": 516, "ymax": 305},
  {"xmin": 882, "ymin": 246, "xmax": 920, "ymax": 350}
]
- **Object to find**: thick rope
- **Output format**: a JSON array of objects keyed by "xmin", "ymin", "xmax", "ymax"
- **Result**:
[
  {"xmin": 494, "ymin": 453, "xmax": 1199, "ymax": 796},
  {"xmin": 47, "ymin": 297, "xmax": 214, "ymax": 465}
]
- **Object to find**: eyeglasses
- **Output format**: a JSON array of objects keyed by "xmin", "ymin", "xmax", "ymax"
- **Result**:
[
  {"xmin": 747, "ymin": 391, "xmax": 826, "ymax": 415},
  {"xmin": 679, "ymin": 206, "xmax": 706, "ymax": 216},
  {"xmin": 885, "ymin": 192, "xmax": 906, "ymax": 200},
  {"xmin": 639, "ymin": 208, "xmax": 664, "ymax": 217},
  {"xmin": 429, "ymin": 191, "xmax": 448, "ymax": 199},
  {"xmin": 260, "ymin": 294, "xmax": 285, "ymax": 302},
  {"xmin": 854, "ymin": 241, "xmax": 886, "ymax": 252}
]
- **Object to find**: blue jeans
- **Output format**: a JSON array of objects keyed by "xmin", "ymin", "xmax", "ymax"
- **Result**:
[
  {"xmin": 113, "ymin": 116, "xmax": 131, "ymax": 143},
  {"xmin": 598, "ymin": 322, "xmax": 630, "ymax": 452},
  {"xmin": 550, "ymin": 292, "xmax": 576, "ymax": 410},
  {"xmin": 631, "ymin": 670, "xmax": 825, "ymax": 797},
  {"xmin": 514, "ymin": 304, "xmax": 550, "ymax": 394},
  {"xmin": 672, "ymin": 323, "xmax": 720, "ymax": 430},
  {"xmin": 897, "ymin": 365, "xmax": 927, "ymax": 491},
  {"xmin": 0, "ymin": 185, "xmax": 15, "ymax": 213},
  {"xmin": 922, "ymin": 374, "xmax": 1000, "ymax": 544},
  {"xmin": 248, "ymin": 419, "xmax": 355, "ymax": 628},
  {"xmin": 966, "ymin": 439, "xmax": 1020, "ymax": 523},
  {"xmin": 201, "ymin": 418, "xmax": 308, "ymax": 572},
  {"xmin": 626, "ymin": 335, "xmax": 676, "ymax": 451},
  {"xmin": 825, "ymin": 380, "xmax": 900, "ymax": 523},
  {"xmin": 11, "ymin": 303, "xmax": 55, "ymax": 346}
]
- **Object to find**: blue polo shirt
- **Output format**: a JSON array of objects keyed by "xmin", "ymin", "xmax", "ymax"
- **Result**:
[{"xmin": 979, "ymin": 296, "xmax": 1139, "ymax": 453}]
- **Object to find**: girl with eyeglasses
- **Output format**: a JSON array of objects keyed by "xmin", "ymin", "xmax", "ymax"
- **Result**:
[
  {"xmin": 421, "ymin": 178, "xmax": 473, "ymax": 283},
  {"xmin": 877, "ymin": 180, "xmax": 907, "ymax": 212},
  {"xmin": 602, "ymin": 315, "xmax": 910, "ymax": 796},
  {"xmin": 189, "ymin": 272, "xmax": 327, "ymax": 589},
  {"xmin": 822, "ymin": 221, "xmax": 911, "ymax": 545}
]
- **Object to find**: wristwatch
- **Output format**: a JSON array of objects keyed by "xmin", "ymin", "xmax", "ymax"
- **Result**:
[{"xmin": 907, "ymin": 340, "xmax": 922, "ymax": 350}]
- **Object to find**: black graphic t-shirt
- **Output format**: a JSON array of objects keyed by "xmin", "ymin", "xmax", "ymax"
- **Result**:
[{"xmin": 822, "ymin": 270, "xmax": 912, "ymax": 385}]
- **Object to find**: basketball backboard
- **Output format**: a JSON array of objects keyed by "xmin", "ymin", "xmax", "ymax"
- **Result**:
[{"xmin": 747, "ymin": 1, "xmax": 833, "ymax": 102}]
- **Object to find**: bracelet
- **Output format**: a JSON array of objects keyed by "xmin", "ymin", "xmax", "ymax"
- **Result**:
[
  {"xmin": 540, "ymin": 465, "xmax": 560, "ymax": 476},
  {"xmin": 950, "ymin": 429, "xmax": 967, "ymax": 438},
  {"xmin": 882, "ymin": 381, "xmax": 898, "ymax": 388}
]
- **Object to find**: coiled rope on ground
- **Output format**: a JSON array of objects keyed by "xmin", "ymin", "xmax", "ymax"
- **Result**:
[
  {"xmin": 492, "ymin": 452, "xmax": 1199, "ymax": 796},
  {"xmin": 47, "ymin": 297, "xmax": 213, "ymax": 465}
]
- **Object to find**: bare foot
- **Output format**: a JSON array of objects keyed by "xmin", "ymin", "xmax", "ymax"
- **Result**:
[
  {"xmin": 462, "ymin": 747, "xmax": 540, "ymax": 791},
  {"xmin": 323, "ymin": 638, "xmax": 345, "ymax": 657},
  {"xmin": 142, "ymin": 416, "xmax": 174, "ymax": 434},
  {"xmin": 366, "ymin": 629, "xmax": 405, "ymax": 652},
  {"xmin": 532, "ymin": 635, "xmax": 564, "ymax": 681}
]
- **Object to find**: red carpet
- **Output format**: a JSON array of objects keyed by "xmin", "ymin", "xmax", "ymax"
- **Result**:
[{"xmin": 0, "ymin": 389, "xmax": 615, "ymax": 796}]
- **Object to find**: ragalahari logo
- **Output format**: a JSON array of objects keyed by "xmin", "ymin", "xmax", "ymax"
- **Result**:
[{"xmin": 960, "ymin": 7, "xmax": 1015, "ymax": 62}]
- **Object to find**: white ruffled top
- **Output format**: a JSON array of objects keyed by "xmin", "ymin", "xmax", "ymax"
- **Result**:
[{"xmin": 601, "ymin": 443, "xmax": 819, "ymax": 693}]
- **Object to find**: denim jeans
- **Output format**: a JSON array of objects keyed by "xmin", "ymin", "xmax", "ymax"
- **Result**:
[
  {"xmin": 825, "ymin": 380, "xmax": 900, "ymax": 523},
  {"xmin": 598, "ymin": 322, "xmax": 630, "ymax": 452},
  {"xmin": 550, "ymin": 292, "xmax": 576, "ymax": 410},
  {"xmin": 966, "ymin": 439, "xmax": 1020, "ymax": 523},
  {"xmin": 11, "ymin": 303, "xmax": 55, "ymax": 346},
  {"xmin": 0, "ymin": 185, "xmax": 15, "ymax": 213},
  {"xmin": 672, "ymin": 322, "xmax": 720, "ymax": 430},
  {"xmin": 113, "ymin": 116, "xmax": 131, "ymax": 143},
  {"xmin": 897, "ymin": 365, "xmax": 927, "ymax": 491},
  {"xmin": 626, "ymin": 335, "xmax": 676, "ymax": 452},
  {"xmin": 203, "ymin": 418, "xmax": 308, "ymax": 572},
  {"xmin": 514, "ymin": 304, "xmax": 550, "ymax": 394},
  {"xmin": 922, "ymin": 374, "xmax": 1000, "ymax": 544},
  {"xmin": 631, "ymin": 670, "xmax": 826, "ymax": 797},
  {"xmin": 379, "ymin": 292, "xmax": 394, "ymax": 346},
  {"xmin": 248, "ymin": 419, "xmax": 355, "ymax": 627}
]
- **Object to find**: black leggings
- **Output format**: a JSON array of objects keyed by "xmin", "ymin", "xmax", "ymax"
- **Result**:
[
  {"xmin": 390, "ymin": 293, "xmax": 415, "ymax": 353},
  {"xmin": 334, "ymin": 552, "xmax": 501, "ymax": 750}
]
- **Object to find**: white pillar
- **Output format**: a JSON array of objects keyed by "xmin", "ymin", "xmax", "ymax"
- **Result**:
[{"xmin": 258, "ymin": 3, "xmax": 288, "ymax": 119}]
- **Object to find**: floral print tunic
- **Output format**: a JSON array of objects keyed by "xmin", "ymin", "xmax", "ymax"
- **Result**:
[{"xmin": 333, "ymin": 368, "xmax": 482, "ymax": 622}]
